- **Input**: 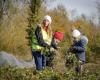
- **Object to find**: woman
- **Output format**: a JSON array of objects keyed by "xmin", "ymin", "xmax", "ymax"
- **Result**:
[{"xmin": 32, "ymin": 15, "xmax": 56, "ymax": 70}]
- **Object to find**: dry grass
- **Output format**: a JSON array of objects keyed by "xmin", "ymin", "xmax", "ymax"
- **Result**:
[{"xmin": 0, "ymin": 8, "xmax": 32, "ymax": 60}]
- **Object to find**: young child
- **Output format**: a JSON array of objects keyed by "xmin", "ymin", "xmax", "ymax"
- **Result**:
[
  {"xmin": 46, "ymin": 31, "xmax": 64, "ymax": 67},
  {"xmin": 68, "ymin": 29, "xmax": 88, "ymax": 73}
]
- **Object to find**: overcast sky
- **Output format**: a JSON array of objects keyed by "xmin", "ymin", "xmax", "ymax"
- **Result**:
[{"xmin": 46, "ymin": 0, "xmax": 99, "ymax": 21}]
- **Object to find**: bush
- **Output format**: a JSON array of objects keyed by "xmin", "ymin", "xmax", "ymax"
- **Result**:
[{"xmin": 0, "ymin": 66, "xmax": 100, "ymax": 80}]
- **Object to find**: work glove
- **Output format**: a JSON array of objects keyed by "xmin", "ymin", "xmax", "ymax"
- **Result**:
[{"xmin": 50, "ymin": 47, "xmax": 55, "ymax": 52}]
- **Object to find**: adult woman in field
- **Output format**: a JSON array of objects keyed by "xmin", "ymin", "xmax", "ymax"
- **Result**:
[{"xmin": 32, "ymin": 15, "xmax": 56, "ymax": 70}]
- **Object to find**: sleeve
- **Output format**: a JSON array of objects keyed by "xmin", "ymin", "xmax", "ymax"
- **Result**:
[
  {"xmin": 72, "ymin": 39, "xmax": 85, "ymax": 52},
  {"xmin": 51, "ymin": 37, "xmax": 58, "ymax": 50},
  {"xmin": 72, "ymin": 46, "xmax": 85, "ymax": 52},
  {"xmin": 35, "ymin": 26, "xmax": 50, "ymax": 48}
]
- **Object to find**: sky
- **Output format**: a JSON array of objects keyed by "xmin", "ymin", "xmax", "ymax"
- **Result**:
[{"xmin": 46, "ymin": 0, "xmax": 99, "ymax": 22}]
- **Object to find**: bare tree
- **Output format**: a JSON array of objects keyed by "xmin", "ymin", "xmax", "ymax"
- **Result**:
[
  {"xmin": 0, "ymin": 0, "xmax": 8, "ymax": 19},
  {"xmin": 96, "ymin": 1, "xmax": 100, "ymax": 25}
]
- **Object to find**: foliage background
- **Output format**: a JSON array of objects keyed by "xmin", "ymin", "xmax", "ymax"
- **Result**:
[{"xmin": 0, "ymin": 0, "xmax": 100, "ymax": 80}]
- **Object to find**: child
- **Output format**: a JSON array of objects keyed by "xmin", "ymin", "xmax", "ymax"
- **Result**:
[
  {"xmin": 68, "ymin": 29, "xmax": 88, "ymax": 73},
  {"xmin": 46, "ymin": 31, "xmax": 64, "ymax": 67}
]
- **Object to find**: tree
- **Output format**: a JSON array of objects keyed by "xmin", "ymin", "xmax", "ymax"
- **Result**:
[
  {"xmin": 0, "ymin": 0, "xmax": 8, "ymax": 21},
  {"xmin": 26, "ymin": 0, "xmax": 42, "ymax": 50}
]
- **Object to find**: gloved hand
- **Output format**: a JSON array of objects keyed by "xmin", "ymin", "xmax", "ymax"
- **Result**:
[
  {"xmin": 57, "ymin": 47, "xmax": 61, "ymax": 49},
  {"xmin": 50, "ymin": 47, "xmax": 55, "ymax": 52}
]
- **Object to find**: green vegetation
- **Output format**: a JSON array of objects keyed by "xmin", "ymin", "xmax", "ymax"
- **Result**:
[
  {"xmin": 0, "ymin": 0, "xmax": 100, "ymax": 80},
  {"xmin": 0, "ymin": 66, "xmax": 100, "ymax": 80},
  {"xmin": 26, "ymin": 0, "xmax": 42, "ymax": 50}
]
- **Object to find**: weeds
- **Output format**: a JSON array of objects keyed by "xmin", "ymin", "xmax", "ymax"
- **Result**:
[{"xmin": 0, "ymin": 66, "xmax": 100, "ymax": 80}]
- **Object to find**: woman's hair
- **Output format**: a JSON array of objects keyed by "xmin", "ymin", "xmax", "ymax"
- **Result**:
[
  {"xmin": 48, "ymin": 24, "xmax": 52, "ymax": 35},
  {"xmin": 42, "ymin": 24, "xmax": 52, "ymax": 36},
  {"xmin": 42, "ymin": 15, "xmax": 52, "ymax": 36}
]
